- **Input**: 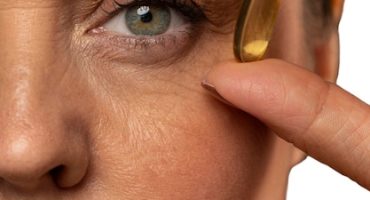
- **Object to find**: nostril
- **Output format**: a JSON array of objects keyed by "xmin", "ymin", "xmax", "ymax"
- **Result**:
[
  {"xmin": 0, "ymin": 137, "xmax": 89, "ymax": 190},
  {"xmin": 50, "ymin": 165, "xmax": 65, "ymax": 183},
  {"xmin": 0, "ymin": 115, "xmax": 90, "ymax": 190},
  {"xmin": 50, "ymin": 165, "xmax": 82, "ymax": 189},
  {"xmin": 50, "ymin": 165, "xmax": 64, "ymax": 175}
]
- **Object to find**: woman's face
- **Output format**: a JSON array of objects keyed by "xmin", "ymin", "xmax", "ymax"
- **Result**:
[{"xmin": 0, "ymin": 0, "xmax": 332, "ymax": 199}]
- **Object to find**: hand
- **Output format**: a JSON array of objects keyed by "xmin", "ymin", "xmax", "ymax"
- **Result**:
[{"xmin": 202, "ymin": 59, "xmax": 370, "ymax": 190}]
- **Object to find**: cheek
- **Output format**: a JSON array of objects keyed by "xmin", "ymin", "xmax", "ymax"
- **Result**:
[
  {"xmin": 85, "ymin": 75, "xmax": 274, "ymax": 199},
  {"xmin": 74, "ymin": 30, "xmax": 275, "ymax": 199}
]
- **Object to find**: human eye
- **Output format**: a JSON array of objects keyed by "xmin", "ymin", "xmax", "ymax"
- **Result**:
[
  {"xmin": 86, "ymin": 0, "xmax": 205, "ymax": 65},
  {"xmin": 104, "ymin": 1, "xmax": 198, "ymax": 36}
]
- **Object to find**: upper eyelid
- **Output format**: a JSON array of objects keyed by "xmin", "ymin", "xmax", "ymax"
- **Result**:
[
  {"xmin": 78, "ymin": 0, "xmax": 209, "ymax": 67},
  {"xmin": 83, "ymin": 0, "xmax": 131, "ymax": 32},
  {"xmin": 83, "ymin": 0, "xmax": 200, "ymax": 34},
  {"xmin": 101, "ymin": 0, "xmax": 204, "ymax": 18}
]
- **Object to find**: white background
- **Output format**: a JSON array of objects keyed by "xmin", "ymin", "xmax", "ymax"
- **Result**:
[{"xmin": 287, "ymin": 1, "xmax": 370, "ymax": 199}]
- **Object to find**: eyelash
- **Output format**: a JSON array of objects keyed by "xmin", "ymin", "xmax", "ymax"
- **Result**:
[
  {"xmin": 106, "ymin": 0, "xmax": 204, "ymax": 21},
  {"xmin": 84, "ymin": 0, "xmax": 205, "ymax": 65}
]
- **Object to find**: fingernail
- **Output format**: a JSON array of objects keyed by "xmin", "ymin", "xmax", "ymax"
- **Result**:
[{"xmin": 201, "ymin": 80, "xmax": 235, "ymax": 107}]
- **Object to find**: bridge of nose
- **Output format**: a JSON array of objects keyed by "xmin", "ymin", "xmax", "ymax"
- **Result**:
[
  {"xmin": 0, "ymin": 2, "xmax": 91, "ymax": 190},
  {"xmin": 0, "ymin": 2, "xmax": 76, "ymax": 115}
]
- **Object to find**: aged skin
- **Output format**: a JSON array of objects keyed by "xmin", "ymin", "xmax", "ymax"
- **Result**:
[{"xmin": 0, "ymin": 0, "xmax": 356, "ymax": 200}]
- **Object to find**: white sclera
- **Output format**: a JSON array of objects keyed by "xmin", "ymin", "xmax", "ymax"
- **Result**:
[{"xmin": 103, "ymin": 6, "xmax": 187, "ymax": 36}]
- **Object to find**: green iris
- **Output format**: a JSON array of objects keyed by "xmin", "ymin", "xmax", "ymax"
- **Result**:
[{"xmin": 126, "ymin": 5, "xmax": 171, "ymax": 36}]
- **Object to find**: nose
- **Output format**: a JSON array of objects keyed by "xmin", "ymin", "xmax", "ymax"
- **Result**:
[
  {"xmin": 0, "ymin": 119, "xmax": 89, "ymax": 190},
  {"xmin": 0, "ymin": 5, "xmax": 90, "ymax": 190}
]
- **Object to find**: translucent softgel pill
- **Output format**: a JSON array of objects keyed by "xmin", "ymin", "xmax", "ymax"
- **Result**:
[{"xmin": 234, "ymin": 0, "xmax": 280, "ymax": 62}]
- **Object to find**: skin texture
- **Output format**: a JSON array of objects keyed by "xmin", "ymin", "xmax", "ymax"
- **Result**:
[
  {"xmin": 0, "ymin": 0, "xmax": 354, "ymax": 199},
  {"xmin": 205, "ymin": 59, "xmax": 370, "ymax": 190}
]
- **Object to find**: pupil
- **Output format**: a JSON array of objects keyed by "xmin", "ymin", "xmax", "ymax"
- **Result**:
[{"xmin": 140, "ymin": 12, "xmax": 153, "ymax": 23}]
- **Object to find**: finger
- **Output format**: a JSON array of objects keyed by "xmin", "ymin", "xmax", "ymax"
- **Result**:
[{"xmin": 204, "ymin": 59, "xmax": 370, "ymax": 189}]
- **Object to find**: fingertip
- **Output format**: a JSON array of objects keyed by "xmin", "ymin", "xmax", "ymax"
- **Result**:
[{"xmin": 201, "ymin": 59, "xmax": 319, "ymax": 118}]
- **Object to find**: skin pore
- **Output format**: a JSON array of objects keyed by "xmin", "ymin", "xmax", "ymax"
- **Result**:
[{"xmin": 0, "ymin": 0, "xmax": 338, "ymax": 199}]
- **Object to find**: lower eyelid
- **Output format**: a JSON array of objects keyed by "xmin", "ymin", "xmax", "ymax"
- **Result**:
[
  {"xmin": 83, "ymin": 2, "xmax": 205, "ymax": 66},
  {"xmin": 85, "ymin": 24, "xmax": 196, "ymax": 65}
]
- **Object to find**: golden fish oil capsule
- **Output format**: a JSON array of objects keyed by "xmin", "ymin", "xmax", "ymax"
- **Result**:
[{"xmin": 234, "ymin": 0, "xmax": 280, "ymax": 62}]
